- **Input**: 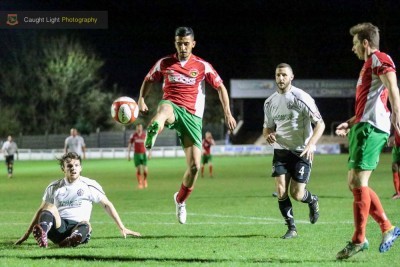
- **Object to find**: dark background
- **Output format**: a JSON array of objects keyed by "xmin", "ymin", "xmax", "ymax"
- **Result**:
[{"xmin": 1, "ymin": 0, "xmax": 400, "ymax": 139}]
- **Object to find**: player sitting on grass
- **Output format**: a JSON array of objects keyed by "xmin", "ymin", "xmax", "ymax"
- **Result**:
[{"xmin": 14, "ymin": 152, "xmax": 141, "ymax": 248}]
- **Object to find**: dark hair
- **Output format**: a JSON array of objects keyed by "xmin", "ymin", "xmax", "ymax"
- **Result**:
[
  {"xmin": 349, "ymin": 22, "xmax": 380, "ymax": 49},
  {"xmin": 175, "ymin": 27, "xmax": 194, "ymax": 38},
  {"xmin": 276, "ymin": 63, "xmax": 293, "ymax": 73},
  {"xmin": 58, "ymin": 152, "xmax": 81, "ymax": 170}
]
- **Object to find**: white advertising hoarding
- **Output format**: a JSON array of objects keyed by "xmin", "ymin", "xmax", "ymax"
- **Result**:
[{"xmin": 230, "ymin": 79, "xmax": 357, "ymax": 98}]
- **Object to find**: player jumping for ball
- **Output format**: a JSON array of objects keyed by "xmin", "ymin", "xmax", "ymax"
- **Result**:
[{"xmin": 137, "ymin": 26, "xmax": 236, "ymax": 224}]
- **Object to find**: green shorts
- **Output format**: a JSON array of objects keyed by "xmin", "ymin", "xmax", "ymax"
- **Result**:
[
  {"xmin": 392, "ymin": 146, "xmax": 400, "ymax": 163},
  {"xmin": 348, "ymin": 122, "xmax": 388, "ymax": 170},
  {"xmin": 134, "ymin": 153, "xmax": 147, "ymax": 167},
  {"xmin": 159, "ymin": 100, "xmax": 202, "ymax": 149},
  {"xmin": 202, "ymin": 154, "xmax": 212, "ymax": 164}
]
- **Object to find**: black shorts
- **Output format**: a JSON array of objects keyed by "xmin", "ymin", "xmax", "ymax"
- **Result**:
[
  {"xmin": 5, "ymin": 155, "xmax": 14, "ymax": 165},
  {"xmin": 47, "ymin": 219, "xmax": 91, "ymax": 244},
  {"xmin": 271, "ymin": 149, "xmax": 311, "ymax": 184}
]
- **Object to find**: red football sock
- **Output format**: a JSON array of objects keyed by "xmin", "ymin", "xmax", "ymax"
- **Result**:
[
  {"xmin": 176, "ymin": 183, "xmax": 193, "ymax": 203},
  {"xmin": 393, "ymin": 172, "xmax": 400, "ymax": 194},
  {"xmin": 136, "ymin": 172, "xmax": 143, "ymax": 186},
  {"xmin": 209, "ymin": 165, "xmax": 213, "ymax": 176},
  {"xmin": 352, "ymin": 186, "xmax": 370, "ymax": 244},
  {"xmin": 201, "ymin": 166, "xmax": 204, "ymax": 176},
  {"xmin": 369, "ymin": 188, "xmax": 392, "ymax": 233}
]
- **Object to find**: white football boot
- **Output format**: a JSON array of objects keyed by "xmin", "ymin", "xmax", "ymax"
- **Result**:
[{"xmin": 174, "ymin": 192, "xmax": 187, "ymax": 224}]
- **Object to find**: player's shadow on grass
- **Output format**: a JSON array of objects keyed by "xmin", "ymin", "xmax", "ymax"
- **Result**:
[
  {"xmin": 12, "ymin": 254, "xmax": 345, "ymax": 264},
  {"xmin": 4, "ymin": 234, "xmax": 276, "ymax": 248},
  {"xmin": 3, "ymin": 241, "xmax": 365, "ymax": 264}
]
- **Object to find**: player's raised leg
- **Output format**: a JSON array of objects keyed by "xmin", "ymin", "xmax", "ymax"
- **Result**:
[{"xmin": 145, "ymin": 102, "xmax": 175, "ymax": 149}]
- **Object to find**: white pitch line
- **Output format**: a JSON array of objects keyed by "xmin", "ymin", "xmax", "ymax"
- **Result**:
[
  {"xmin": 0, "ymin": 211, "xmax": 354, "ymax": 225},
  {"xmin": 121, "ymin": 211, "xmax": 354, "ymax": 224}
]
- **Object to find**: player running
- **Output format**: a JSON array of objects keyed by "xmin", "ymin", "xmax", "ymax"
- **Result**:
[
  {"xmin": 128, "ymin": 124, "xmax": 150, "ymax": 189},
  {"xmin": 1, "ymin": 135, "xmax": 18, "ymax": 178},
  {"xmin": 201, "ymin": 131, "xmax": 216, "ymax": 178},
  {"xmin": 263, "ymin": 63, "xmax": 325, "ymax": 239}
]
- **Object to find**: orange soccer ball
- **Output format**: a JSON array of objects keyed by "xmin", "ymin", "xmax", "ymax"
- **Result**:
[{"xmin": 110, "ymin": 96, "xmax": 139, "ymax": 125}]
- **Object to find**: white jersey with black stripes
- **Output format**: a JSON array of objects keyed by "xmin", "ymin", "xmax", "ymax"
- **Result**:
[
  {"xmin": 263, "ymin": 86, "xmax": 322, "ymax": 151},
  {"xmin": 42, "ymin": 176, "xmax": 105, "ymax": 222}
]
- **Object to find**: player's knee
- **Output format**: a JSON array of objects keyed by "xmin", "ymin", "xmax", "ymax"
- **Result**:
[
  {"xmin": 157, "ymin": 104, "xmax": 174, "ymax": 122},
  {"xmin": 392, "ymin": 163, "xmax": 399, "ymax": 173},
  {"xmin": 348, "ymin": 184, "xmax": 354, "ymax": 191},
  {"xmin": 42, "ymin": 203, "xmax": 58, "ymax": 214},
  {"xmin": 290, "ymin": 190, "xmax": 303, "ymax": 201},
  {"xmin": 276, "ymin": 191, "xmax": 287, "ymax": 199},
  {"xmin": 190, "ymin": 164, "xmax": 199, "ymax": 176},
  {"xmin": 291, "ymin": 193, "xmax": 303, "ymax": 201},
  {"xmin": 74, "ymin": 221, "xmax": 92, "ymax": 244}
]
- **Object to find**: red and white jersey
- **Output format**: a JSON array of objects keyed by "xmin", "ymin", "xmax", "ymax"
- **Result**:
[
  {"xmin": 354, "ymin": 50, "xmax": 395, "ymax": 133},
  {"xmin": 144, "ymin": 53, "xmax": 223, "ymax": 118},
  {"xmin": 129, "ymin": 131, "xmax": 146, "ymax": 154},
  {"xmin": 202, "ymin": 138, "xmax": 214, "ymax": 155},
  {"xmin": 43, "ymin": 176, "xmax": 105, "ymax": 222}
]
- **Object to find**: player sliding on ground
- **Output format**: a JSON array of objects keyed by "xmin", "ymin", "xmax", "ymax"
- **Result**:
[{"xmin": 14, "ymin": 152, "xmax": 140, "ymax": 248}]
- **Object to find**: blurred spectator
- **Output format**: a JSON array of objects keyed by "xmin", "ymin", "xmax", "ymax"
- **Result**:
[{"xmin": 64, "ymin": 128, "xmax": 86, "ymax": 159}]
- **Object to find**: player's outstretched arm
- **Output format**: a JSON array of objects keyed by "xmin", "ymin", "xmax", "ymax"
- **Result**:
[
  {"xmin": 120, "ymin": 227, "xmax": 141, "ymax": 238},
  {"xmin": 127, "ymin": 143, "xmax": 132, "ymax": 161},
  {"xmin": 336, "ymin": 116, "xmax": 356, "ymax": 137},
  {"xmin": 217, "ymin": 84, "xmax": 236, "ymax": 131},
  {"xmin": 138, "ymin": 81, "xmax": 153, "ymax": 115},
  {"xmin": 100, "ymin": 197, "xmax": 141, "ymax": 238}
]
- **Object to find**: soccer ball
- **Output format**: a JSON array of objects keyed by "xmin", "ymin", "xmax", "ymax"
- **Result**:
[{"xmin": 110, "ymin": 96, "xmax": 139, "ymax": 125}]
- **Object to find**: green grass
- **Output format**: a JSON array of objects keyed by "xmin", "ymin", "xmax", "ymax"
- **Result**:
[{"xmin": 1, "ymin": 154, "xmax": 400, "ymax": 266}]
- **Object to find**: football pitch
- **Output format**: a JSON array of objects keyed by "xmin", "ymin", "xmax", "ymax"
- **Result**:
[{"xmin": 1, "ymin": 154, "xmax": 400, "ymax": 266}]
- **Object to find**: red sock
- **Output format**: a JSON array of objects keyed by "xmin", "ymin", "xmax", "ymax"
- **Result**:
[
  {"xmin": 209, "ymin": 165, "xmax": 213, "ymax": 176},
  {"xmin": 393, "ymin": 172, "xmax": 400, "ymax": 194},
  {"xmin": 136, "ymin": 172, "xmax": 143, "ymax": 186},
  {"xmin": 201, "ymin": 166, "xmax": 204, "ymax": 176},
  {"xmin": 352, "ymin": 187, "xmax": 370, "ymax": 244},
  {"xmin": 176, "ymin": 183, "xmax": 193, "ymax": 203},
  {"xmin": 369, "ymin": 188, "xmax": 392, "ymax": 233}
]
